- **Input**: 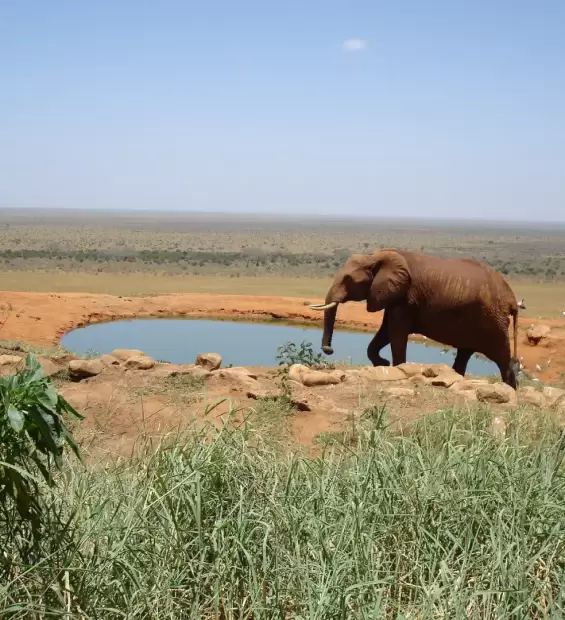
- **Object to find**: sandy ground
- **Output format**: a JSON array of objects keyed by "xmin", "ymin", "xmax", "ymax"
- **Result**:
[{"xmin": 1, "ymin": 290, "xmax": 565, "ymax": 382}]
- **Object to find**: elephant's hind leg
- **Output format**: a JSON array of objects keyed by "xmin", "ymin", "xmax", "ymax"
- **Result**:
[
  {"xmin": 453, "ymin": 348, "xmax": 474, "ymax": 377},
  {"xmin": 485, "ymin": 335, "xmax": 517, "ymax": 389},
  {"xmin": 367, "ymin": 312, "xmax": 391, "ymax": 367}
]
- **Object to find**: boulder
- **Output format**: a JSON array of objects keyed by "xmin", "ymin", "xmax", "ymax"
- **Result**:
[
  {"xmin": 543, "ymin": 386, "xmax": 565, "ymax": 406},
  {"xmin": 476, "ymin": 383, "xmax": 517, "ymax": 406},
  {"xmin": 397, "ymin": 362, "xmax": 428, "ymax": 377},
  {"xmin": 408, "ymin": 374, "xmax": 427, "ymax": 385},
  {"xmin": 68, "ymin": 359, "xmax": 105, "ymax": 380},
  {"xmin": 421, "ymin": 364, "xmax": 456, "ymax": 378},
  {"xmin": 100, "ymin": 354, "xmax": 121, "ymax": 366},
  {"xmin": 36, "ymin": 356, "xmax": 60, "ymax": 377},
  {"xmin": 212, "ymin": 367, "xmax": 258, "ymax": 382},
  {"xmin": 124, "ymin": 355, "xmax": 155, "ymax": 370},
  {"xmin": 457, "ymin": 390, "xmax": 478, "ymax": 404},
  {"xmin": 195, "ymin": 352, "xmax": 222, "ymax": 371},
  {"xmin": 0, "ymin": 354, "xmax": 23, "ymax": 366},
  {"xmin": 526, "ymin": 325, "xmax": 551, "ymax": 346},
  {"xmin": 180, "ymin": 365, "xmax": 210, "ymax": 379},
  {"xmin": 112, "ymin": 348, "xmax": 145, "ymax": 361},
  {"xmin": 450, "ymin": 379, "xmax": 490, "ymax": 392},
  {"xmin": 429, "ymin": 372, "xmax": 462, "ymax": 388},
  {"xmin": 361, "ymin": 366, "xmax": 406, "ymax": 382},
  {"xmin": 398, "ymin": 363, "xmax": 461, "ymax": 388},
  {"xmin": 288, "ymin": 364, "xmax": 345, "ymax": 387},
  {"xmin": 519, "ymin": 386, "xmax": 547, "ymax": 408}
]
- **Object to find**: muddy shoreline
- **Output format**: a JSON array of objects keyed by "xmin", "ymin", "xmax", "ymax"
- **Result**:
[{"xmin": 1, "ymin": 291, "xmax": 564, "ymax": 382}]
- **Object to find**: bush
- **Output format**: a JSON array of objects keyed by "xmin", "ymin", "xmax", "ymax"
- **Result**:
[
  {"xmin": 0, "ymin": 353, "xmax": 83, "ymax": 535},
  {"xmin": 275, "ymin": 340, "xmax": 327, "ymax": 368}
]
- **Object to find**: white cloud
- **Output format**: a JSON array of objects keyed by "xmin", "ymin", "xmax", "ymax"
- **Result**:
[{"xmin": 342, "ymin": 38, "xmax": 367, "ymax": 52}]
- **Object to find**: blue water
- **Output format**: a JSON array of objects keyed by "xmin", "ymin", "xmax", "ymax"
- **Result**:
[{"xmin": 60, "ymin": 318, "xmax": 499, "ymax": 375}]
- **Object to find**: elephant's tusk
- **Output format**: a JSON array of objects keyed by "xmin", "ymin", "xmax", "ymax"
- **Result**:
[{"xmin": 309, "ymin": 302, "xmax": 338, "ymax": 311}]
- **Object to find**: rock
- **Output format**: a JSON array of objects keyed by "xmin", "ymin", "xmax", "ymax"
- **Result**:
[
  {"xmin": 429, "ymin": 371, "xmax": 462, "ymax": 388},
  {"xmin": 526, "ymin": 325, "xmax": 551, "ymax": 346},
  {"xmin": 543, "ymin": 386, "xmax": 565, "ymax": 406},
  {"xmin": 420, "ymin": 364, "xmax": 456, "ymax": 378},
  {"xmin": 457, "ymin": 390, "xmax": 478, "ymax": 404},
  {"xmin": 397, "ymin": 363, "xmax": 463, "ymax": 388},
  {"xmin": 112, "ymin": 348, "xmax": 145, "ymax": 361},
  {"xmin": 288, "ymin": 364, "xmax": 345, "ymax": 387},
  {"xmin": 68, "ymin": 359, "xmax": 105, "ymax": 380},
  {"xmin": 397, "ymin": 362, "xmax": 428, "ymax": 377},
  {"xmin": 0, "ymin": 354, "xmax": 24, "ymax": 366},
  {"xmin": 450, "ymin": 379, "xmax": 489, "ymax": 392},
  {"xmin": 212, "ymin": 367, "xmax": 258, "ymax": 380},
  {"xmin": 409, "ymin": 374, "xmax": 427, "ymax": 385},
  {"xmin": 100, "ymin": 354, "xmax": 121, "ymax": 366},
  {"xmin": 195, "ymin": 352, "xmax": 222, "ymax": 371},
  {"xmin": 361, "ymin": 366, "xmax": 406, "ymax": 382},
  {"xmin": 153, "ymin": 363, "xmax": 210, "ymax": 379},
  {"xmin": 287, "ymin": 364, "xmax": 309, "ymax": 383},
  {"xmin": 124, "ymin": 355, "xmax": 155, "ymax": 370},
  {"xmin": 519, "ymin": 386, "xmax": 547, "ymax": 408},
  {"xmin": 182, "ymin": 366, "xmax": 210, "ymax": 380},
  {"xmin": 476, "ymin": 383, "xmax": 517, "ymax": 406},
  {"xmin": 301, "ymin": 370, "xmax": 344, "ymax": 387},
  {"xmin": 36, "ymin": 356, "xmax": 60, "ymax": 377}
]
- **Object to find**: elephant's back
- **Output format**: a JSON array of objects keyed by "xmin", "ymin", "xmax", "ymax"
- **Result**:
[{"xmin": 404, "ymin": 251, "xmax": 516, "ymax": 307}]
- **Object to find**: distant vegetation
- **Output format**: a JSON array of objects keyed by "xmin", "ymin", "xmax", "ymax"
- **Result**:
[{"xmin": 1, "ymin": 211, "xmax": 565, "ymax": 280}]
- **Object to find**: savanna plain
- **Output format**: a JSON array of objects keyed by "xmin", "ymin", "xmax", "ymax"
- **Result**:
[{"xmin": 2, "ymin": 209, "xmax": 565, "ymax": 618}]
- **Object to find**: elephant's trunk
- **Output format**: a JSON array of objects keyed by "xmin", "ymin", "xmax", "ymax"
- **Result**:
[{"xmin": 321, "ymin": 304, "xmax": 338, "ymax": 355}]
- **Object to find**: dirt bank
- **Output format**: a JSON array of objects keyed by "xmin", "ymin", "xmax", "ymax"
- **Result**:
[{"xmin": 1, "ymin": 290, "xmax": 564, "ymax": 382}]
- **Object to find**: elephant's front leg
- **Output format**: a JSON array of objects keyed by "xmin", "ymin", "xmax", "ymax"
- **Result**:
[
  {"xmin": 367, "ymin": 311, "xmax": 391, "ymax": 367},
  {"xmin": 388, "ymin": 307, "xmax": 410, "ymax": 366},
  {"xmin": 453, "ymin": 348, "xmax": 474, "ymax": 376}
]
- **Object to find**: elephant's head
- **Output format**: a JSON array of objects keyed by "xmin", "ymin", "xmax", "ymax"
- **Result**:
[{"xmin": 309, "ymin": 249, "xmax": 411, "ymax": 355}]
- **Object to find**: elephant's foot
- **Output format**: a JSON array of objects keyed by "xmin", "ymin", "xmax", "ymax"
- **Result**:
[{"xmin": 370, "ymin": 356, "xmax": 391, "ymax": 367}]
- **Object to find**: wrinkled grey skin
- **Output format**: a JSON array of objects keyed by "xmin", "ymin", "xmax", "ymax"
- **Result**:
[{"xmin": 310, "ymin": 249, "xmax": 520, "ymax": 389}]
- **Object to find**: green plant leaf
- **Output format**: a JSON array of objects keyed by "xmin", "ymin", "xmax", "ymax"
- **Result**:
[{"xmin": 7, "ymin": 404, "xmax": 24, "ymax": 432}]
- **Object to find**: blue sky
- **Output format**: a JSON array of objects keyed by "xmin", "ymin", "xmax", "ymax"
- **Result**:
[{"xmin": 1, "ymin": 0, "xmax": 563, "ymax": 220}]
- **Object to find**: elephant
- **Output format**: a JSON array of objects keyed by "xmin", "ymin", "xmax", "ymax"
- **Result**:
[{"xmin": 309, "ymin": 249, "xmax": 521, "ymax": 389}]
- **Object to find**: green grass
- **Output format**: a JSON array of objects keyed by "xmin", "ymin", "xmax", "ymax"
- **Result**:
[{"xmin": 3, "ymin": 404, "xmax": 565, "ymax": 618}]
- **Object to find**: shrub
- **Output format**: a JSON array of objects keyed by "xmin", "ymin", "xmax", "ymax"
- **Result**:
[
  {"xmin": 275, "ymin": 340, "xmax": 327, "ymax": 368},
  {"xmin": 0, "ymin": 353, "xmax": 83, "ymax": 535}
]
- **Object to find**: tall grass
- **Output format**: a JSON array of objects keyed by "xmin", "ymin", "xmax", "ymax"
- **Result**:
[{"xmin": 2, "ymin": 405, "xmax": 565, "ymax": 618}]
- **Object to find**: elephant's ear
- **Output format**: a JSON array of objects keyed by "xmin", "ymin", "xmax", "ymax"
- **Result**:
[{"xmin": 366, "ymin": 250, "xmax": 411, "ymax": 312}]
